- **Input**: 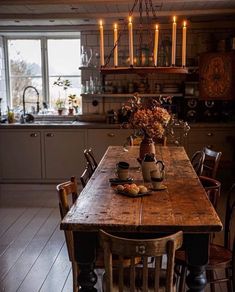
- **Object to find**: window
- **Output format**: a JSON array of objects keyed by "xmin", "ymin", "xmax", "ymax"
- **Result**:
[
  {"xmin": 47, "ymin": 39, "xmax": 81, "ymax": 111},
  {"xmin": 6, "ymin": 36, "xmax": 81, "ymax": 114},
  {"xmin": 8, "ymin": 39, "xmax": 42, "ymax": 111}
]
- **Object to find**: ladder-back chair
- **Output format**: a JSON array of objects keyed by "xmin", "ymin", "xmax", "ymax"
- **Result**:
[{"xmin": 100, "ymin": 229, "xmax": 183, "ymax": 292}]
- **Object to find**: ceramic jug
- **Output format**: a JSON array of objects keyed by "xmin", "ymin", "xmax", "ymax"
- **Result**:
[{"xmin": 141, "ymin": 153, "xmax": 165, "ymax": 182}]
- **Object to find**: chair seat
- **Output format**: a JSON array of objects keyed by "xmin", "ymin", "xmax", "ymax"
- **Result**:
[
  {"xmin": 103, "ymin": 267, "xmax": 176, "ymax": 292},
  {"xmin": 175, "ymin": 244, "xmax": 232, "ymax": 269}
]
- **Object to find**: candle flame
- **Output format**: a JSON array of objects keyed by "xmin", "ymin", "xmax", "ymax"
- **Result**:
[
  {"xmin": 114, "ymin": 23, "xmax": 117, "ymax": 29},
  {"xmin": 173, "ymin": 16, "xmax": 176, "ymax": 23},
  {"xmin": 183, "ymin": 21, "xmax": 187, "ymax": 27},
  {"xmin": 155, "ymin": 24, "xmax": 159, "ymax": 30},
  {"xmin": 99, "ymin": 20, "xmax": 103, "ymax": 26},
  {"xmin": 129, "ymin": 16, "xmax": 132, "ymax": 23}
]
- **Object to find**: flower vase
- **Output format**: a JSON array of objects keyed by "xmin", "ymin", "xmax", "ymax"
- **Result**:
[{"xmin": 139, "ymin": 135, "xmax": 156, "ymax": 161}]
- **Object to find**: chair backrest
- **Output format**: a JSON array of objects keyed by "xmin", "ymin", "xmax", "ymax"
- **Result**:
[
  {"xmin": 99, "ymin": 229, "xmax": 183, "ymax": 292},
  {"xmin": 191, "ymin": 150, "xmax": 205, "ymax": 176},
  {"xmin": 84, "ymin": 148, "xmax": 98, "ymax": 174},
  {"xmin": 80, "ymin": 164, "xmax": 91, "ymax": 188},
  {"xmin": 56, "ymin": 176, "xmax": 78, "ymax": 261},
  {"xmin": 224, "ymin": 183, "xmax": 235, "ymax": 250},
  {"xmin": 201, "ymin": 147, "xmax": 222, "ymax": 179},
  {"xmin": 199, "ymin": 176, "xmax": 221, "ymax": 209}
]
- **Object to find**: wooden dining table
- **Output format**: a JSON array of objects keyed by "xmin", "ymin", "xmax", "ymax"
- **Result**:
[{"xmin": 60, "ymin": 145, "xmax": 223, "ymax": 292}]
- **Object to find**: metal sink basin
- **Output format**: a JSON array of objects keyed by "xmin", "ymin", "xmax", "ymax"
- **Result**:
[{"xmin": 33, "ymin": 120, "xmax": 76, "ymax": 125}]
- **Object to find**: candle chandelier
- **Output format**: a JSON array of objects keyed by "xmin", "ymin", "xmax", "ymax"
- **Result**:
[{"xmin": 99, "ymin": 0, "xmax": 188, "ymax": 74}]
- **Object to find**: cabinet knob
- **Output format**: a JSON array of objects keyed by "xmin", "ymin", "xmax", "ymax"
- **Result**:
[
  {"xmin": 207, "ymin": 132, "xmax": 213, "ymax": 137},
  {"xmin": 30, "ymin": 133, "xmax": 38, "ymax": 137},
  {"xmin": 107, "ymin": 133, "xmax": 115, "ymax": 137},
  {"xmin": 46, "ymin": 133, "xmax": 54, "ymax": 137}
]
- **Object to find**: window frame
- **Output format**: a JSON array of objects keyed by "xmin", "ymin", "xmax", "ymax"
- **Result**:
[{"xmin": 4, "ymin": 34, "xmax": 81, "ymax": 110}]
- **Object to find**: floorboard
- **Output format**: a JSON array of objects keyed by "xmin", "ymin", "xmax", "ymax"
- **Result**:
[{"xmin": 0, "ymin": 181, "xmax": 233, "ymax": 292}]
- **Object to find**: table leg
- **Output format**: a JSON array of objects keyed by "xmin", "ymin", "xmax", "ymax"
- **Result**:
[
  {"xmin": 73, "ymin": 232, "xmax": 98, "ymax": 291},
  {"xmin": 184, "ymin": 234, "xmax": 209, "ymax": 292}
]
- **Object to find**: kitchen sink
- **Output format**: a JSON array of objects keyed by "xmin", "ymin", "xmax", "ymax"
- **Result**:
[{"xmin": 33, "ymin": 120, "xmax": 76, "ymax": 125}]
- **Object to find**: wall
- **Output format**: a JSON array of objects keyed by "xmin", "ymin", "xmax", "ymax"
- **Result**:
[{"xmin": 80, "ymin": 23, "xmax": 235, "ymax": 115}]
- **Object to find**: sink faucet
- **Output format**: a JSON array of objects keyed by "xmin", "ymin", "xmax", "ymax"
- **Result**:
[{"xmin": 22, "ymin": 85, "xmax": 40, "ymax": 117}]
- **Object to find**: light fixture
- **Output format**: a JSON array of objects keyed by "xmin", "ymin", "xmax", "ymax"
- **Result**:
[{"xmin": 99, "ymin": 0, "xmax": 188, "ymax": 75}]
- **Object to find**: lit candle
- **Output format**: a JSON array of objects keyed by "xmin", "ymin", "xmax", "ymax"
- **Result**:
[
  {"xmin": 99, "ymin": 20, "xmax": 104, "ymax": 67},
  {"xmin": 182, "ymin": 21, "xmax": 187, "ymax": 67},
  {"xmin": 171, "ymin": 16, "xmax": 177, "ymax": 66},
  {"xmin": 153, "ymin": 24, "xmax": 159, "ymax": 66},
  {"xmin": 114, "ymin": 23, "xmax": 118, "ymax": 67},
  {"xmin": 128, "ymin": 16, "xmax": 134, "ymax": 66}
]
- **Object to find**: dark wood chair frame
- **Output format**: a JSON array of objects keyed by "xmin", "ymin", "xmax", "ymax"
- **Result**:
[
  {"xmin": 176, "ymin": 182, "xmax": 235, "ymax": 292},
  {"xmin": 201, "ymin": 147, "xmax": 222, "ymax": 179},
  {"xmin": 191, "ymin": 150, "xmax": 205, "ymax": 176},
  {"xmin": 199, "ymin": 175, "xmax": 221, "ymax": 209},
  {"xmin": 80, "ymin": 163, "xmax": 92, "ymax": 188},
  {"xmin": 84, "ymin": 148, "xmax": 98, "ymax": 174}
]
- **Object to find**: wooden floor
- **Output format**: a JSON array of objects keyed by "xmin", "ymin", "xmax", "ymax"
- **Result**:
[{"xmin": 0, "ymin": 182, "xmax": 233, "ymax": 292}]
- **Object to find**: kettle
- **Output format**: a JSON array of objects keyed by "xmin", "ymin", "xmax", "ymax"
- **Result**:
[{"xmin": 141, "ymin": 153, "xmax": 165, "ymax": 182}]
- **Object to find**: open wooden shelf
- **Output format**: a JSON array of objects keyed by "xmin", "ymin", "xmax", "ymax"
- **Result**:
[{"xmin": 100, "ymin": 66, "xmax": 188, "ymax": 75}]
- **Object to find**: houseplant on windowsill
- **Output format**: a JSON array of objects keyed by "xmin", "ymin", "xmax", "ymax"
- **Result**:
[
  {"xmin": 55, "ymin": 99, "xmax": 65, "ymax": 115},
  {"xmin": 68, "ymin": 94, "xmax": 79, "ymax": 115},
  {"xmin": 53, "ymin": 77, "xmax": 71, "ymax": 114}
]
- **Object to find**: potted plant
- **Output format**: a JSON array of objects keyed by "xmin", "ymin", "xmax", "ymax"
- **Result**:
[
  {"xmin": 68, "ymin": 94, "xmax": 77, "ymax": 115},
  {"xmin": 55, "ymin": 99, "xmax": 65, "ymax": 115},
  {"xmin": 53, "ymin": 77, "xmax": 72, "ymax": 114}
]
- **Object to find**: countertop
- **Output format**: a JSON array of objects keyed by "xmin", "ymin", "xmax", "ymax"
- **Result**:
[{"xmin": 0, "ymin": 121, "xmax": 235, "ymax": 129}]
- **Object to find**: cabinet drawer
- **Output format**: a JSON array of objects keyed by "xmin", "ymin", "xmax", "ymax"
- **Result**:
[
  {"xmin": 87, "ymin": 129, "xmax": 132, "ymax": 162},
  {"xmin": 188, "ymin": 129, "xmax": 233, "ymax": 145}
]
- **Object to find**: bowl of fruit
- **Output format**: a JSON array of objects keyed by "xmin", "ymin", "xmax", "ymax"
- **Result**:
[{"xmin": 115, "ymin": 183, "xmax": 151, "ymax": 197}]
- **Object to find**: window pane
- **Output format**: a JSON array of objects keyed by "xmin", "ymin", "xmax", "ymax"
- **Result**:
[
  {"xmin": 48, "ymin": 39, "xmax": 80, "ymax": 75},
  {"xmin": 48, "ymin": 39, "xmax": 81, "ymax": 112},
  {"xmin": 8, "ymin": 39, "xmax": 42, "ymax": 110}
]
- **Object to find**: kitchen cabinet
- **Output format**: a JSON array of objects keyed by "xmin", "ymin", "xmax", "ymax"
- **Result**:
[
  {"xmin": 186, "ymin": 124, "xmax": 235, "ymax": 163},
  {"xmin": 0, "ymin": 130, "xmax": 42, "ymax": 181},
  {"xmin": 43, "ymin": 129, "xmax": 86, "ymax": 180},
  {"xmin": 199, "ymin": 52, "xmax": 235, "ymax": 100},
  {"xmin": 87, "ymin": 129, "xmax": 132, "ymax": 162}
]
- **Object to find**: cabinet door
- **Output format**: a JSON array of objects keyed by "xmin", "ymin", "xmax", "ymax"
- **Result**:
[
  {"xmin": 199, "ymin": 52, "xmax": 235, "ymax": 100},
  {"xmin": 87, "ymin": 129, "xmax": 132, "ymax": 162},
  {"xmin": 0, "ymin": 130, "xmax": 42, "ymax": 180},
  {"xmin": 187, "ymin": 126, "xmax": 235, "ymax": 162},
  {"xmin": 44, "ymin": 130, "xmax": 86, "ymax": 180}
]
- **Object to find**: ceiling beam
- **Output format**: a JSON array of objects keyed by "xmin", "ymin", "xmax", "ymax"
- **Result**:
[
  {"xmin": 0, "ymin": 0, "xmax": 233, "ymax": 4},
  {"xmin": 0, "ymin": 9, "xmax": 235, "ymax": 20}
]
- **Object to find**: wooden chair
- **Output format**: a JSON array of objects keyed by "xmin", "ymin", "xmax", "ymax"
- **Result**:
[
  {"xmin": 57, "ymin": 176, "xmax": 105, "ymax": 290},
  {"xmin": 80, "ymin": 163, "xmax": 92, "ymax": 188},
  {"xmin": 176, "ymin": 182, "xmax": 235, "ymax": 292},
  {"xmin": 201, "ymin": 147, "xmax": 222, "ymax": 179},
  {"xmin": 199, "ymin": 176, "xmax": 221, "ymax": 209},
  {"xmin": 191, "ymin": 150, "xmax": 205, "ymax": 176},
  {"xmin": 84, "ymin": 148, "xmax": 98, "ymax": 174},
  {"xmin": 99, "ymin": 229, "xmax": 183, "ymax": 292},
  {"xmin": 56, "ymin": 176, "xmax": 79, "ymax": 292}
]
